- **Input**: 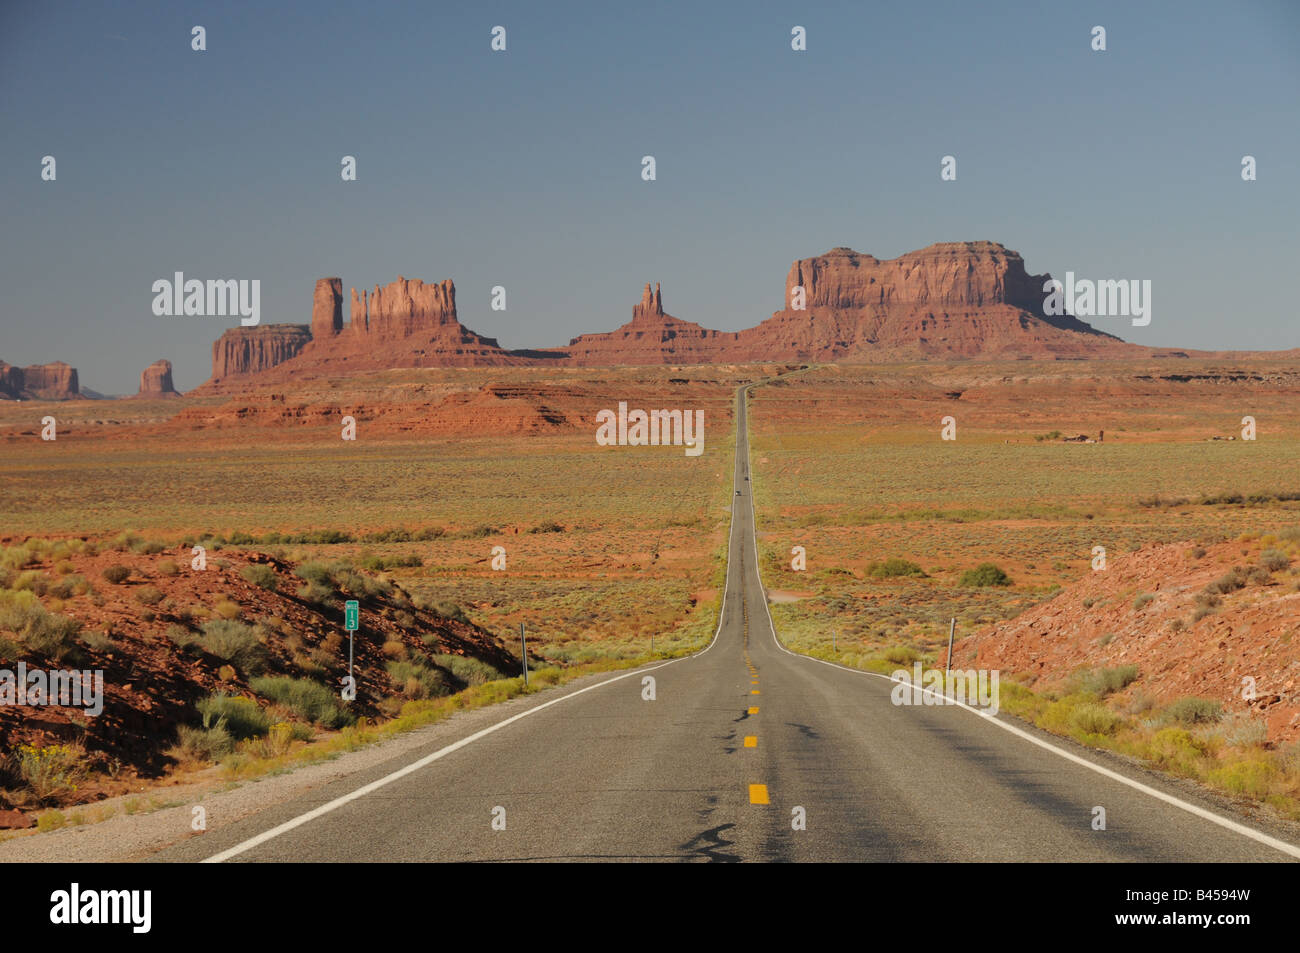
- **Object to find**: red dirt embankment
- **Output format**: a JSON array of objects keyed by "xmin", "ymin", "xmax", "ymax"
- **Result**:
[
  {"xmin": 952, "ymin": 536, "xmax": 1300, "ymax": 741},
  {"xmin": 0, "ymin": 540, "xmax": 515, "ymax": 818}
]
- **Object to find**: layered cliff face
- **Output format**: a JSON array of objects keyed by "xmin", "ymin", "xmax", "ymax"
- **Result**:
[
  {"xmin": 559, "ymin": 283, "xmax": 744, "ymax": 365},
  {"xmin": 0, "ymin": 361, "xmax": 80, "ymax": 400},
  {"xmin": 305, "ymin": 276, "xmax": 519, "ymax": 368},
  {"xmin": 782, "ymin": 242, "xmax": 1049, "ymax": 313},
  {"xmin": 364, "ymin": 276, "xmax": 458, "ymax": 339},
  {"xmin": 211, "ymin": 325, "xmax": 312, "ymax": 379},
  {"xmin": 751, "ymin": 242, "xmax": 1136, "ymax": 360},
  {"xmin": 137, "ymin": 359, "xmax": 179, "ymax": 397}
]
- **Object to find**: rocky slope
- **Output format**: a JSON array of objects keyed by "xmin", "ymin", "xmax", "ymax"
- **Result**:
[
  {"xmin": 952, "ymin": 535, "xmax": 1300, "ymax": 742},
  {"xmin": 0, "ymin": 539, "xmax": 517, "ymax": 816}
]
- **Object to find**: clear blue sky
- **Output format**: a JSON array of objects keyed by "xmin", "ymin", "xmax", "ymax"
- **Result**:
[{"xmin": 2, "ymin": 0, "xmax": 1297, "ymax": 392}]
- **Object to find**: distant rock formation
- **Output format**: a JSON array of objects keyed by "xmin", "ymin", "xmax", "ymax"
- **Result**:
[
  {"xmin": 312, "ymin": 278, "xmax": 343, "ymax": 339},
  {"xmin": 211, "ymin": 325, "xmax": 312, "ymax": 380},
  {"xmin": 557, "ymin": 282, "xmax": 744, "ymax": 365},
  {"xmin": 363, "ymin": 276, "xmax": 458, "ymax": 340},
  {"xmin": 752, "ymin": 242, "xmax": 1134, "ymax": 360},
  {"xmin": 137, "ymin": 359, "xmax": 179, "ymax": 397},
  {"xmin": 632, "ymin": 282, "xmax": 665, "ymax": 324},
  {"xmin": 200, "ymin": 243, "xmax": 1148, "ymax": 388},
  {"xmin": 0, "ymin": 361, "xmax": 80, "ymax": 400}
]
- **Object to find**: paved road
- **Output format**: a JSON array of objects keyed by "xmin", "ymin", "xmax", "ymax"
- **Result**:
[{"xmin": 156, "ymin": 383, "xmax": 1300, "ymax": 862}]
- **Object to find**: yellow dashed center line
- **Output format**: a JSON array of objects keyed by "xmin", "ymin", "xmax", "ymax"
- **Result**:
[
  {"xmin": 750, "ymin": 689, "xmax": 760, "ymax": 695},
  {"xmin": 744, "ymin": 736, "xmax": 757, "ymax": 748},
  {"xmin": 748, "ymin": 706, "xmax": 758, "ymax": 714},
  {"xmin": 748, "ymin": 784, "xmax": 770, "ymax": 805}
]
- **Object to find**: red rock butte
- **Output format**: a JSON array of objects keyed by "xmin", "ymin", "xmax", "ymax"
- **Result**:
[
  {"xmin": 136, "ymin": 359, "xmax": 180, "ymax": 398},
  {"xmin": 199, "ymin": 242, "xmax": 1151, "ymax": 388},
  {"xmin": 0, "ymin": 361, "xmax": 80, "ymax": 400}
]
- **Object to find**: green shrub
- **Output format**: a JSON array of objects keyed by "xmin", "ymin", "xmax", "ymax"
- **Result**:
[
  {"xmin": 295, "ymin": 562, "xmax": 335, "ymax": 587},
  {"xmin": 158, "ymin": 559, "xmax": 180, "ymax": 576},
  {"xmin": 1072, "ymin": 665, "xmax": 1139, "ymax": 697},
  {"xmin": 101, "ymin": 565, "xmax": 131, "ymax": 585},
  {"xmin": 0, "ymin": 592, "xmax": 82, "ymax": 661},
  {"xmin": 1165, "ymin": 697, "xmax": 1223, "ymax": 726},
  {"xmin": 1211, "ymin": 711, "xmax": 1268, "ymax": 747},
  {"xmin": 423, "ymin": 600, "xmax": 470, "ymax": 624},
  {"xmin": 196, "ymin": 693, "xmax": 270, "ymax": 740},
  {"xmin": 16, "ymin": 743, "xmax": 86, "ymax": 802},
  {"xmin": 1147, "ymin": 727, "xmax": 1211, "ymax": 774},
  {"xmin": 250, "ymin": 676, "xmax": 355, "ymax": 728},
  {"xmin": 46, "ymin": 574, "xmax": 87, "ymax": 600},
  {"xmin": 1068, "ymin": 702, "xmax": 1124, "ymax": 737},
  {"xmin": 0, "ymin": 546, "xmax": 36, "ymax": 571},
  {"xmin": 359, "ymin": 554, "xmax": 423, "ymax": 572},
  {"xmin": 431, "ymin": 653, "xmax": 505, "ymax": 687},
  {"xmin": 866, "ymin": 558, "xmax": 927, "ymax": 579},
  {"xmin": 239, "ymin": 563, "xmax": 279, "ymax": 591},
  {"xmin": 333, "ymin": 568, "xmax": 390, "ymax": 599},
  {"xmin": 881, "ymin": 645, "xmax": 919, "ymax": 665},
  {"xmin": 13, "ymin": 571, "xmax": 48, "ymax": 596},
  {"xmin": 174, "ymin": 723, "xmax": 234, "ymax": 760},
  {"xmin": 213, "ymin": 599, "xmax": 241, "ymax": 620},
  {"xmin": 135, "ymin": 585, "xmax": 165, "ymax": 606},
  {"xmin": 198, "ymin": 620, "xmax": 267, "ymax": 673},
  {"xmin": 297, "ymin": 582, "xmax": 334, "ymax": 606},
  {"xmin": 1132, "ymin": 592, "xmax": 1155, "ymax": 610},
  {"xmin": 1208, "ymin": 758, "xmax": 1276, "ymax": 797},
  {"xmin": 958, "ymin": 563, "xmax": 1012, "ymax": 587},
  {"xmin": 363, "ymin": 528, "xmax": 413, "ymax": 543},
  {"xmin": 165, "ymin": 623, "xmax": 197, "ymax": 650},
  {"xmin": 79, "ymin": 630, "xmax": 114, "ymax": 652},
  {"xmin": 1205, "ymin": 568, "xmax": 1246, "ymax": 595},
  {"xmin": 110, "ymin": 532, "xmax": 141, "ymax": 552},
  {"xmin": 386, "ymin": 660, "xmax": 455, "ymax": 699},
  {"xmin": 1260, "ymin": 548, "xmax": 1291, "ymax": 573}
]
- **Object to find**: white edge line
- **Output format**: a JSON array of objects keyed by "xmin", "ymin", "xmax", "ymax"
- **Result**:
[
  {"xmin": 203, "ymin": 384, "xmax": 753, "ymax": 863},
  {"xmin": 204, "ymin": 657, "xmax": 688, "ymax": 862},
  {"xmin": 743, "ymin": 381, "xmax": 1300, "ymax": 862}
]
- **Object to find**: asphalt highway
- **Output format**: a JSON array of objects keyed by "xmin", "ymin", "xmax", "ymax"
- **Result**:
[{"xmin": 154, "ymin": 384, "xmax": 1300, "ymax": 862}]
